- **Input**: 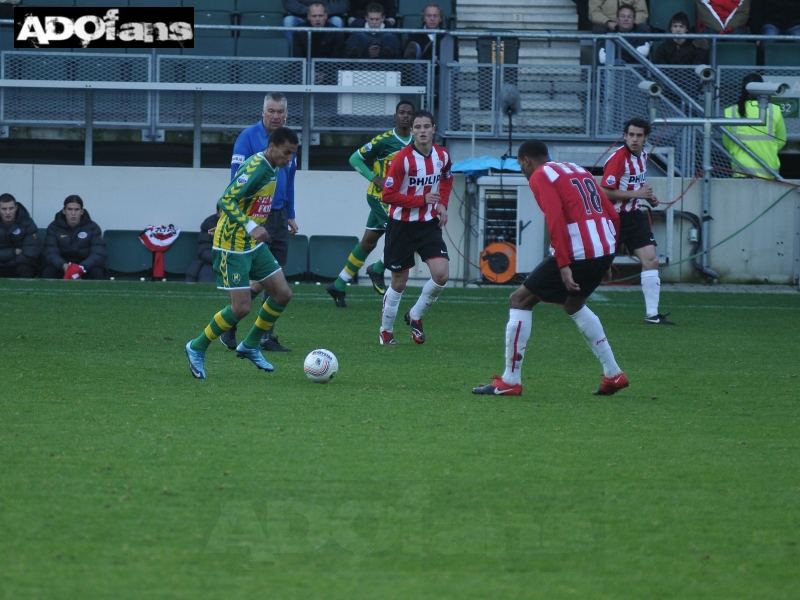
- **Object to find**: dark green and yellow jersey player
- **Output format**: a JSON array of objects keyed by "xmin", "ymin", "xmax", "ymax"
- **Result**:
[
  {"xmin": 326, "ymin": 100, "xmax": 414, "ymax": 307},
  {"xmin": 185, "ymin": 126, "xmax": 298, "ymax": 379}
]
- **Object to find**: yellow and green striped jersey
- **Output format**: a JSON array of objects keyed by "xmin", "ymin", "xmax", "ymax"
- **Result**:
[
  {"xmin": 213, "ymin": 152, "xmax": 279, "ymax": 253},
  {"xmin": 357, "ymin": 128, "xmax": 412, "ymax": 199}
]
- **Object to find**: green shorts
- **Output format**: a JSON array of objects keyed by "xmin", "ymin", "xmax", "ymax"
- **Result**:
[
  {"xmin": 213, "ymin": 244, "xmax": 280, "ymax": 290},
  {"xmin": 365, "ymin": 193, "xmax": 390, "ymax": 231}
]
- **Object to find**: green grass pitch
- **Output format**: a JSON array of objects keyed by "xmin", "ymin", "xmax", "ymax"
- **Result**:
[{"xmin": 1, "ymin": 279, "xmax": 798, "ymax": 599}]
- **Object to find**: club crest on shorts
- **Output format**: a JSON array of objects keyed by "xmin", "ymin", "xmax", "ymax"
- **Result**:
[{"xmin": 232, "ymin": 273, "xmax": 241, "ymax": 284}]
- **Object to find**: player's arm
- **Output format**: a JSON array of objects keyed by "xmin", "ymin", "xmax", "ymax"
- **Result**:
[
  {"xmin": 531, "ymin": 175, "xmax": 573, "ymax": 269},
  {"xmin": 349, "ymin": 148, "xmax": 380, "ymax": 187},
  {"xmin": 217, "ymin": 164, "xmax": 264, "ymax": 239},
  {"xmin": 437, "ymin": 156, "xmax": 454, "ymax": 208},
  {"xmin": 230, "ymin": 131, "xmax": 252, "ymax": 180},
  {"xmin": 598, "ymin": 186, "xmax": 621, "ymax": 234},
  {"xmin": 82, "ymin": 223, "xmax": 106, "ymax": 271},
  {"xmin": 285, "ymin": 157, "xmax": 298, "ymax": 233},
  {"xmin": 382, "ymin": 157, "xmax": 426, "ymax": 208}
]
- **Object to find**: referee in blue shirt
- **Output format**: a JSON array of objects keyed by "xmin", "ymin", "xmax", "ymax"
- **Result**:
[{"xmin": 220, "ymin": 92, "xmax": 298, "ymax": 353}]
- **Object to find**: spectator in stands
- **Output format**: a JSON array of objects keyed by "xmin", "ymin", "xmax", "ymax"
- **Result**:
[
  {"xmin": 283, "ymin": 0, "xmax": 348, "ymax": 49},
  {"xmin": 0, "ymin": 193, "xmax": 40, "ymax": 279},
  {"xmin": 344, "ymin": 2, "xmax": 401, "ymax": 59},
  {"xmin": 695, "ymin": 0, "xmax": 750, "ymax": 35},
  {"xmin": 41, "ymin": 195, "xmax": 107, "ymax": 280},
  {"xmin": 598, "ymin": 4, "xmax": 651, "ymax": 64},
  {"xmin": 755, "ymin": 0, "xmax": 800, "ymax": 41},
  {"xmin": 292, "ymin": 1, "xmax": 345, "ymax": 64},
  {"xmin": 654, "ymin": 11, "xmax": 709, "ymax": 65},
  {"xmin": 404, "ymin": 3, "xmax": 446, "ymax": 60},
  {"xmin": 185, "ymin": 208, "xmax": 219, "ymax": 284},
  {"xmin": 589, "ymin": 0, "xmax": 650, "ymax": 33},
  {"xmin": 723, "ymin": 73, "xmax": 786, "ymax": 179},
  {"xmin": 347, "ymin": 0, "xmax": 396, "ymax": 27}
]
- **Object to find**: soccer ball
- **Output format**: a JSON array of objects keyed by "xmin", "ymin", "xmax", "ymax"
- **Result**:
[{"xmin": 303, "ymin": 349, "xmax": 338, "ymax": 383}]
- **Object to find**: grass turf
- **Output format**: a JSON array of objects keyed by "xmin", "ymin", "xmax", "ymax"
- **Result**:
[{"xmin": 0, "ymin": 279, "xmax": 798, "ymax": 599}]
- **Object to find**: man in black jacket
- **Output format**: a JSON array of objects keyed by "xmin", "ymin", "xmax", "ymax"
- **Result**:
[
  {"xmin": 292, "ymin": 1, "xmax": 345, "ymax": 63},
  {"xmin": 653, "ymin": 12, "xmax": 708, "ymax": 65},
  {"xmin": 185, "ymin": 209, "xmax": 219, "ymax": 284},
  {"xmin": 0, "ymin": 193, "xmax": 40, "ymax": 279},
  {"xmin": 404, "ymin": 3, "xmax": 445, "ymax": 60},
  {"xmin": 41, "ymin": 195, "xmax": 107, "ymax": 280}
]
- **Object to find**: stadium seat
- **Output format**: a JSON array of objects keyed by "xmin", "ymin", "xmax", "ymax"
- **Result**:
[
  {"xmin": 0, "ymin": 24, "xmax": 13, "ymax": 52},
  {"xmin": 236, "ymin": 37, "xmax": 290, "ymax": 58},
  {"xmin": 182, "ymin": 37, "xmax": 236, "ymax": 57},
  {"xmin": 104, "ymin": 230, "xmax": 152, "ymax": 278},
  {"xmin": 649, "ymin": 0, "xmax": 695, "ymax": 32},
  {"xmin": 193, "ymin": 0, "xmax": 235, "ymax": 11},
  {"xmin": 130, "ymin": 0, "xmax": 180, "ymax": 5},
  {"xmin": 19, "ymin": 0, "xmax": 75, "ymax": 5},
  {"xmin": 714, "ymin": 42, "xmax": 757, "ymax": 66},
  {"xmin": 236, "ymin": 0, "xmax": 277, "ymax": 13},
  {"xmin": 308, "ymin": 235, "xmax": 360, "ymax": 280},
  {"xmin": 74, "ymin": 0, "xmax": 128, "ymax": 6},
  {"xmin": 238, "ymin": 12, "xmax": 285, "ymax": 37},
  {"xmin": 764, "ymin": 44, "xmax": 800, "ymax": 67},
  {"xmin": 282, "ymin": 234, "xmax": 309, "ymax": 280},
  {"xmin": 162, "ymin": 231, "xmax": 199, "ymax": 278},
  {"xmin": 193, "ymin": 10, "xmax": 235, "ymax": 38}
]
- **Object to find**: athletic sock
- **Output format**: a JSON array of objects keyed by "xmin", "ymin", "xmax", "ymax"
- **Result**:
[
  {"xmin": 193, "ymin": 305, "xmax": 239, "ymax": 351},
  {"xmin": 641, "ymin": 269, "xmax": 661, "ymax": 318},
  {"xmin": 373, "ymin": 259, "xmax": 385, "ymax": 275},
  {"xmin": 501, "ymin": 309, "xmax": 532, "ymax": 386},
  {"xmin": 381, "ymin": 287, "xmax": 403, "ymax": 332},
  {"xmin": 334, "ymin": 243, "xmax": 370, "ymax": 292},
  {"xmin": 260, "ymin": 291, "xmax": 276, "ymax": 337},
  {"xmin": 243, "ymin": 298, "xmax": 286, "ymax": 348},
  {"xmin": 409, "ymin": 279, "xmax": 445, "ymax": 320},
  {"xmin": 570, "ymin": 305, "xmax": 621, "ymax": 378}
]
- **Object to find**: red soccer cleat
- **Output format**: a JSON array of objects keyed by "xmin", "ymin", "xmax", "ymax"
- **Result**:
[
  {"xmin": 379, "ymin": 330, "xmax": 396, "ymax": 345},
  {"xmin": 593, "ymin": 372, "xmax": 630, "ymax": 396},
  {"xmin": 404, "ymin": 310, "xmax": 425, "ymax": 344},
  {"xmin": 472, "ymin": 375, "xmax": 522, "ymax": 396}
]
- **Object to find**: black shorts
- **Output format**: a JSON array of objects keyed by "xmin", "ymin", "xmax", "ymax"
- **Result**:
[
  {"xmin": 523, "ymin": 254, "xmax": 614, "ymax": 305},
  {"xmin": 618, "ymin": 210, "xmax": 656, "ymax": 254},
  {"xmin": 266, "ymin": 207, "xmax": 289, "ymax": 267},
  {"xmin": 383, "ymin": 219, "xmax": 449, "ymax": 272}
]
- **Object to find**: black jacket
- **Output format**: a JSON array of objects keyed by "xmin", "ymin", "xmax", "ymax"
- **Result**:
[
  {"xmin": 197, "ymin": 213, "xmax": 217, "ymax": 265},
  {"xmin": 653, "ymin": 39, "xmax": 709, "ymax": 65},
  {"xmin": 293, "ymin": 21, "xmax": 345, "ymax": 58},
  {"xmin": 347, "ymin": 0, "xmax": 396, "ymax": 20},
  {"xmin": 0, "ymin": 202, "xmax": 40, "ymax": 267},
  {"xmin": 751, "ymin": 0, "xmax": 800, "ymax": 32},
  {"xmin": 43, "ymin": 209, "xmax": 107, "ymax": 271},
  {"xmin": 406, "ymin": 29, "xmax": 445, "ymax": 60}
]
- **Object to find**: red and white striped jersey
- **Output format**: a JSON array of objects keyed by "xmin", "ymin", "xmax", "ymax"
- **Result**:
[
  {"xmin": 529, "ymin": 161, "xmax": 620, "ymax": 268},
  {"xmin": 382, "ymin": 143, "xmax": 453, "ymax": 222},
  {"xmin": 601, "ymin": 145, "xmax": 649, "ymax": 213}
]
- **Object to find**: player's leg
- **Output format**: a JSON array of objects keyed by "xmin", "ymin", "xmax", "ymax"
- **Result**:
[
  {"xmin": 219, "ymin": 283, "xmax": 259, "ymax": 350},
  {"xmin": 405, "ymin": 225, "xmax": 450, "ymax": 343},
  {"xmin": 562, "ymin": 258, "xmax": 628, "ymax": 394},
  {"xmin": 626, "ymin": 211, "xmax": 674, "ymax": 325},
  {"xmin": 186, "ymin": 250, "xmax": 250, "ymax": 378},
  {"xmin": 379, "ymin": 221, "xmax": 413, "ymax": 345},
  {"xmin": 260, "ymin": 209, "xmax": 291, "ymax": 351}
]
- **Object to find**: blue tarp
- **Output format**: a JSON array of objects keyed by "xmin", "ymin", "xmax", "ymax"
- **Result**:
[{"xmin": 450, "ymin": 156, "xmax": 521, "ymax": 178}]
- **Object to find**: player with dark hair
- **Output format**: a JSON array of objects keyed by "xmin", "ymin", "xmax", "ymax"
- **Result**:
[
  {"xmin": 601, "ymin": 117, "xmax": 674, "ymax": 325},
  {"xmin": 327, "ymin": 100, "xmax": 414, "ymax": 306},
  {"xmin": 379, "ymin": 110, "xmax": 452, "ymax": 345},
  {"xmin": 185, "ymin": 127, "xmax": 299, "ymax": 379},
  {"xmin": 474, "ymin": 139, "xmax": 628, "ymax": 396}
]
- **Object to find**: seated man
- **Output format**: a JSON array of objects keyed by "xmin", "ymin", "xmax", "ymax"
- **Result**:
[
  {"xmin": 344, "ymin": 2, "xmax": 401, "ymax": 59},
  {"xmin": 0, "ymin": 193, "xmax": 40, "ymax": 279},
  {"xmin": 404, "ymin": 3, "xmax": 445, "ymax": 60},
  {"xmin": 283, "ymin": 0, "xmax": 347, "ymax": 49},
  {"xmin": 653, "ymin": 11, "xmax": 709, "ymax": 64},
  {"xmin": 589, "ymin": 0, "xmax": 650, "ymax": 32},
  {"xmin": 292, "ymin": 0, "xmax": 345, "ymax": 67},
  {"xmin": 42, "ymin": 195, "xmax": 107, "ymax": 280},
  {"xmin": 756, "ymin": 0, "xmax": 800, "ymax": 41},
  {"xmin": 598, "ymin": 4, "xmax": 651, "ymax": 64},
  {"xmin": 185, "ymin": 208, "xmax": 219, "ymax": 284},
  {"xmin": 347, "ymin": 0, "xmax": 396, "ymax": 27}
]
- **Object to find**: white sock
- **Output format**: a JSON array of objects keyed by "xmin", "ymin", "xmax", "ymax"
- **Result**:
[
  {"xmin": 641, "ymin": 269, "xmax": 661, "ymax": 318},
  {"xmin": 409, "ymin": 279, "xmax": 445, "ymax": 320},
  {"xmin": 501, "ymin": 309, "xmax": 532, "ymax": 385},
  {"xmin": 381, "ymin": 287, "xmax": 403, "ymax": 332},
  {"xmin": 338, "ymin": 268, "xmax": 354, "ymax": 284},
  {"xmin": 570, "ymin": 306, "xmax": 621, "ymax": 378}
]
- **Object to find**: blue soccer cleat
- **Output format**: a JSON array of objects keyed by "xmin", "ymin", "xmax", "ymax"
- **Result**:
[
  {"xmin": 185, "ymin": 341, "xmax": 207, "ymax": 379},
  {"xmin": 235, "ymin": 342, "xmax": 275, "ymax": 372}
]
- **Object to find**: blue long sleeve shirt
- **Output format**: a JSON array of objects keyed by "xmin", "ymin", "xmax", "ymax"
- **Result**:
[{"xmin": 230, "ymin": 120, "xmax": 297, "ymax": 219}]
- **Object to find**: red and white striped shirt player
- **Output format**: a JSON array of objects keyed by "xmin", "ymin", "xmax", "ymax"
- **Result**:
[
  {"xmin": 382, "ymin": 143, "xmax": 453, "ymax": 221},
  {"xmin": 529, "ymin": 161, "xmax": 620, "ymax": 268},
  {"xmin": 601, "ymin": 145, "xmax": 649, "ymax": 213}
]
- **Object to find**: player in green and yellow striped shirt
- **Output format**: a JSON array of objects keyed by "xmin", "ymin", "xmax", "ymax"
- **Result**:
[
  {"xmin": 185, "ymin": 127, "xmax": 298, "ymax": 379},
  {"xmin": 326, "ymin": 101, "xmax": 414, "ymax": 307}
]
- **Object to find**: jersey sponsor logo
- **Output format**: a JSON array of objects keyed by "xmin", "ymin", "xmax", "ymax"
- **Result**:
[
  {"xmin": 247, "ymin": 196, "xmax": 272, "ymax": 217},
  {"xmin": 604, "ymin": 175, "xmax": 616, "ymax": 186},
  {"xmin": 628, "ymin": 172, "xmax": 647, "ymax": 185},
  {"xmin": 78, "ymin": 231, "xmax": 88, "ymax": 239},
  {"xmin": 232, "ymin": 154, "xmax": 245, "ymax": 164},
  {"xmin": 237, "ymin": 173, "xmax": 249, "ymax": 184},
  {"xmin": 385, "ymin": 177, "xmax": 394, "ymax": 187},
  {"xmin": 409, "ymin": 174, "xmax": 440, "ymax": 187}
]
